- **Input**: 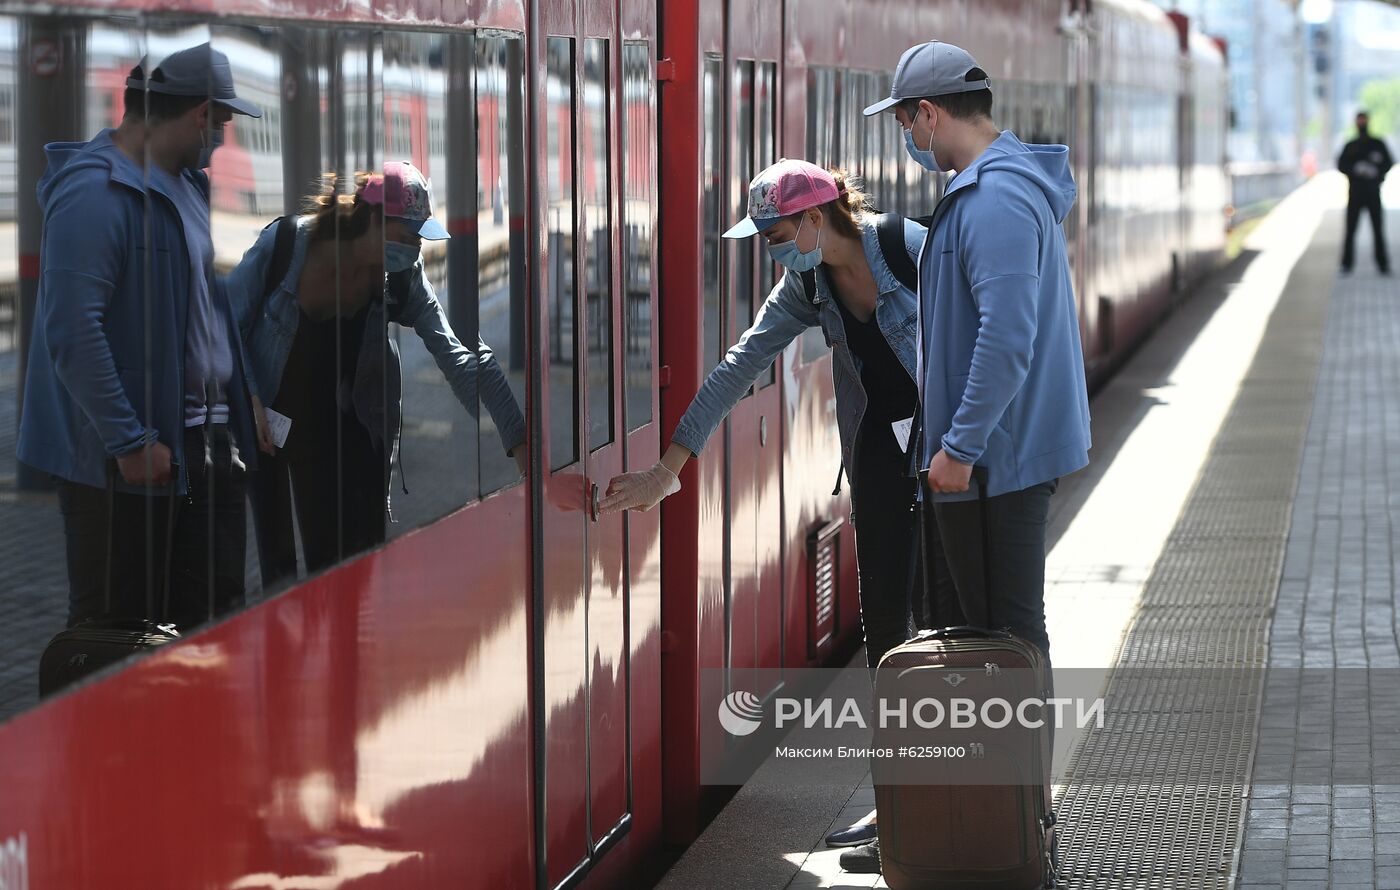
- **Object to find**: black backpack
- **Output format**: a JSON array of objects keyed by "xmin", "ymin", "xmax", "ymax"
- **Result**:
[{"xmin": 799, "ymin": 211, "xmax": 921, "ymax": 302}]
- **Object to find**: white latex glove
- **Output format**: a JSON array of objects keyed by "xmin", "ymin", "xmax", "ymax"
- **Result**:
[{"xmin": 598, "ymin": 462, "xmax": 681, "ymax": 514}]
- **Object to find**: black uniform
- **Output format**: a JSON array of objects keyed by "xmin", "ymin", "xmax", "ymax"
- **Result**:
[{"xmin": 1338, "ymin": 131, "xmax": 1393, "ymax": 273}]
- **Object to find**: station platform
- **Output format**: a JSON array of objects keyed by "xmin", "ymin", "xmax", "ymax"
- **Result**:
[{"xmin": 655, "ymin": 172, "xmax": 1400, "ymax": 890}]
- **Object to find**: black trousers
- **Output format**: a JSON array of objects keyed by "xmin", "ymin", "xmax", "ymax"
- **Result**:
[
  {"xmin": 251, "ymin": 422, "xmax": 387, "ymax": 590},
  {"xmin": 57, "ymin": 425, "xmax": 248, "ymax": 630},
  {"xmin": 932, "ymin": 478, "xmax": 1057, "ymax": 665},
  {"xmin": 1343, "ymin": 188, "xmax": 1389, "ymax": 272},
  {"xmin": 850, "ymin": 420, "xmax": 956, "ymax": 671}
]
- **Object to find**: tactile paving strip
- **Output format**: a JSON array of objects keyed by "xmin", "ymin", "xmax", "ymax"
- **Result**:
[{"xmin": 1050, "ymin": 241, "xmax": 1332, "ymax": 887}]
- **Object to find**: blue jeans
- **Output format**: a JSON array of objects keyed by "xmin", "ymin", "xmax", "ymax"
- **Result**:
[{"xmin": 932, "ymin": 478, "xmax": 1057, "ymax": 664}]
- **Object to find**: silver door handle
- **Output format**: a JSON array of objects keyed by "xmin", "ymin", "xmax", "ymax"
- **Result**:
[
  {"xmin": 589, "ymin": 481, "xmax": 600, "ymax": 522},
  {"xmin": 760, "ymin": 415, "xmax": 768, "ymax": 447}
]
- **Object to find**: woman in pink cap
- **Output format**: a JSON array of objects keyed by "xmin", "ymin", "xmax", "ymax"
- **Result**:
[
  {"xmin": 226, "ymin": 163, "xmax": 526, "ymax": 589},
  {"xmin": 601, "ymin": 162, "xmax": 956, "ymax": 850}
]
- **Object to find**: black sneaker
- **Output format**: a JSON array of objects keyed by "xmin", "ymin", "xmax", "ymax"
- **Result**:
[
  {"xmin": 839, "ymin": 839, "xmax": 882, "ymax": 873},
  {"xmin": 824, "ymin": 819, "xmax": 877, "ymax": 847}
]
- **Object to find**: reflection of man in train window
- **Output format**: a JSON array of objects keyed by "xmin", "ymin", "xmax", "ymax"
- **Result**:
[
  {"xmin": 226, "ymin": 162, "xmax": 527, "ymax": 588},
  {"xmin": 17, "ymin": 43, "xmax": 262, "ymax": 630}
]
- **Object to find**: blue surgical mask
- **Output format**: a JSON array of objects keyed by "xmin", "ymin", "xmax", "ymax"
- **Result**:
[
  {"xmin": 904, "ymin": 108, "xmax": 943, "ymax": 173},
  {"xmin": 385, "ymin": 240, "xmax": 421, "ymax": 274},
  {"xmin": 767, "ymin": 215, "xmax": 823, "ymax": 272},
  {"xmin": 197, "ymin": 127, "xmax": 224, "ymax": 169}
]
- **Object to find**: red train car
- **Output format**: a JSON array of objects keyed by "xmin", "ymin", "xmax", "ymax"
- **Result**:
[{"xmin": 0, "ymin": 0, "xmax": 1226, "ymax": 888}]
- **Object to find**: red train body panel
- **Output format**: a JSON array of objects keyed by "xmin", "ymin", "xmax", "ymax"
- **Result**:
[{"xmin": 0, "ymin": 0, "xmax": 1228, "ymax": 888}]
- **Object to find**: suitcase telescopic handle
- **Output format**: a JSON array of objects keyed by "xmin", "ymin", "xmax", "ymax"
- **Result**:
[{"xmin": 922, "ymin": 625, "xmax": 1015, "ymax": 641}]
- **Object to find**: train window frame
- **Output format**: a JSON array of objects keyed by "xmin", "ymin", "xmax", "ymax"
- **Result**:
[
  {"xmin": 731, "ymin": 58, "xmax": 756, "ymax": 401},
  {"xmin": 800, "ymin": 65, "xmax": 836, "ymax": 366},
  {"xmin": 621, "ymin": 41, "xmax": 655, "ymax": 434},
  {"xmin": 754, "ymin": 60, "xmax": 778, "ymax": 390},
  {"xmin": 546, "ymin": 35, "xmax": 580, "ymax": 472},
  {"xmin": 582, "ymin": 37, "xmax": 614, "ymax": 453},
  {"xmin": 702, "ymin": 54, "xmax": 724, "ymax": 371},
  {"xmin": 476, "ymin": 31, "xmax": 530, "ymax": 497}
]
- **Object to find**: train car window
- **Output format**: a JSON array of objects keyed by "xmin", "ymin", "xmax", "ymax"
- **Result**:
[
  {"xmin": 2, "ymin": 16, "xmax": 148, "ymax": 721},
  {"xmin": 312, "ymin": 29, "xmax": 385, "ymax": 567},
  {"xmin": 382, "ymin": 30, "xmax": 489, "ymax": 529},
  {"xmin": 826, "ymin": 70, "xmax": 841, "ymax": 168},
  {"xmin": 850, "ymin": 73, "xmax": 867, "ymax": 194},
  {"xmin": 477, "ymin": 34, "xmax": 530, "ymax": 494},
  {"xmin": 621, "ymin": 42, "xmax": 654, "ymax": 432},
  {"xmin": 802, "ymin": 67, "xmax": 835, "ymax": 364},
  {"xmin": 755, "ymin": 61, "xmax": 777, "ymax": 389},
  {"xmin": 547, "ymin": 37, "xmax": 579, "ymax": 471},
  {"xmin": 806, "ymin": 68, "xmax": 835, "ymax": 169},
  {"xmin": 702, "ymin": 56, "xmax": 723, "ymax": 371},
  {"xmin": 583, "ymin": 38, "xmax": 613, "ymax": 451},
  {"xmin": 731, "ymin": 59, "xmax": 755, "ymax": 401},
  {"xmin": 862, "ymin": 75, "xmax": 884, "ymax": 209}
]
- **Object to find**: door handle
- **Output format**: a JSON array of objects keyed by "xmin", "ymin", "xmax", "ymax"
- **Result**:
[
  {"xmin": 760, "ymin": 415, "xmax": 768, "ymax": 447},
  {"xmin": 589, "ymin": 481, "xmax": 600, "ymax": 522}
]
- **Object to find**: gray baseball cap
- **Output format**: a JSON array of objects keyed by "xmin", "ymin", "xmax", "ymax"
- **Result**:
[
  {"xmin": 125, "ymin": 43, "xmax": 262, "ymax": 118},
  {"xmin": 863, "ymin": 41, "xmax": 990, "ymax": 117}
]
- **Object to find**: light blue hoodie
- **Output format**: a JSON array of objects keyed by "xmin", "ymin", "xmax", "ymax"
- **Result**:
[{"xmin": 919, "ymin": 130, "xmax": 1090, "ymax": 500}]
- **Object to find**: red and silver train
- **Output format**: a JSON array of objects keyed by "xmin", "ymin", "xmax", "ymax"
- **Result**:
[{"xmin": 0, "ymin": 0, "xmax": 1226, "ymax": 887}]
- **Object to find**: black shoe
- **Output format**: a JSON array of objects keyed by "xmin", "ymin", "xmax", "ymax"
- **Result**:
[
  {"xmin": 839, "ymin": 839, "xmax": 882, "ymax": 874},
  {"xmin": 1381, "ymin": 268, "xmax": 1392, "ymax": 276},
  {"xmin": 1341, "ymin": 265, "xmax": 1354, "ymax": 275},
  {"xmin": 824, "ymin": 820, "xmax": 877, "ymax": 847}
]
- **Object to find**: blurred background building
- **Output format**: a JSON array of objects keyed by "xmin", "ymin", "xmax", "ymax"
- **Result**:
[
  {"xmin": 1318, "ymin": 0, "xmax": 1400, "ymax": 148},
  {"xmin": 1154, "ymin": 0, "xmax": 1400, "ymax": 214},
  {"xmin": 1150, "ymin": 0, "xmax": 1308, "ymax": 216}
]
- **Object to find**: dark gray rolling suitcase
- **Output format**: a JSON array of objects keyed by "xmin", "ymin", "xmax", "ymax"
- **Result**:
[
  {"xmin": 873, "ymin": 468, "xmax": 1058, "ymax": 888},
  {"xmin": 39, "ymin": 465, "xmax": 181, "ymax": 696}
]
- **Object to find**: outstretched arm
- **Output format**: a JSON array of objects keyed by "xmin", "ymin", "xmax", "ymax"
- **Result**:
[
  {"xmin": 602, "ymin": 270, "xmax": 817, "ymax": 513},
  {"xmin": 397, "ymin": 263, "xmax": 527, "ymax": 457}
]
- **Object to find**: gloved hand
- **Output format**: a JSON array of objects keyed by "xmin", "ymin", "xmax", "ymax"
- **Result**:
[{"xmin": 599, "ymin": 462, "xmax": 681, "ymax": 514}]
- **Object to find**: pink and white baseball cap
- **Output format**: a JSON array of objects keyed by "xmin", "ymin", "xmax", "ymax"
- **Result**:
[
  {"xmin": 723, "ymin": 158, "xmax": 843, "ymax": 239},
  {"xmin": 358, "ymin": 160, "xmax": 451, "ymax": 240}
]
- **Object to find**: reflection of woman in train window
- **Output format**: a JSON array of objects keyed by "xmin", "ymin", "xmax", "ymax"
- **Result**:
[
  {"xmin": 603, "ymin": 159, "xmax": 954, "ymax": 659},
  {"xmin": 226, "ymin": 162, "xmax": 527, "ymax": 588}
]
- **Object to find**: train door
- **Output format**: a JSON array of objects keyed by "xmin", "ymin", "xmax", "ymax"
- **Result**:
[
  {"xmin": 724, "ymin": 0, "xmax": 785, "ymax": 704},
  {"xmin": 1068, "ymin": 1, "xmax": 1100, "ymax": 370},
  {"xmin": 537, "ymin": 0, "xmax": 637, "ymax": 883}
]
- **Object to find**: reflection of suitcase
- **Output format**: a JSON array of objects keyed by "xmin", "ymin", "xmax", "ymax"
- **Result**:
[
  {"xmin": 876, "ymin": 467, "xmax": 1057, "ymax": 888},
  {"xmin": 873, "ymin": 626, "xmax": 1057, "ymax": 889},
  {"xmin": 39, "ymin": 466, "xmax": 181, "ymax": 697}
]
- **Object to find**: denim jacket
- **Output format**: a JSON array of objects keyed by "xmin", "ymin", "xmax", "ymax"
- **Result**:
[
  {"xmin": 671, "ymin": 217, "xmax": 925, "ymax": 472},
  {"xmin": 224, "ymin": 217, "xmax": 527, "ymax": 463}
]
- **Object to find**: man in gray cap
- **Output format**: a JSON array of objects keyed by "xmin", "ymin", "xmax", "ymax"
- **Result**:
[
  {"xmin": 836, "ymin": 40, "xmax": 1091, "ymax": 874},
  {"xmin": 19, "ymin": 43, "xmax": 262, "ymax": 641}
]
